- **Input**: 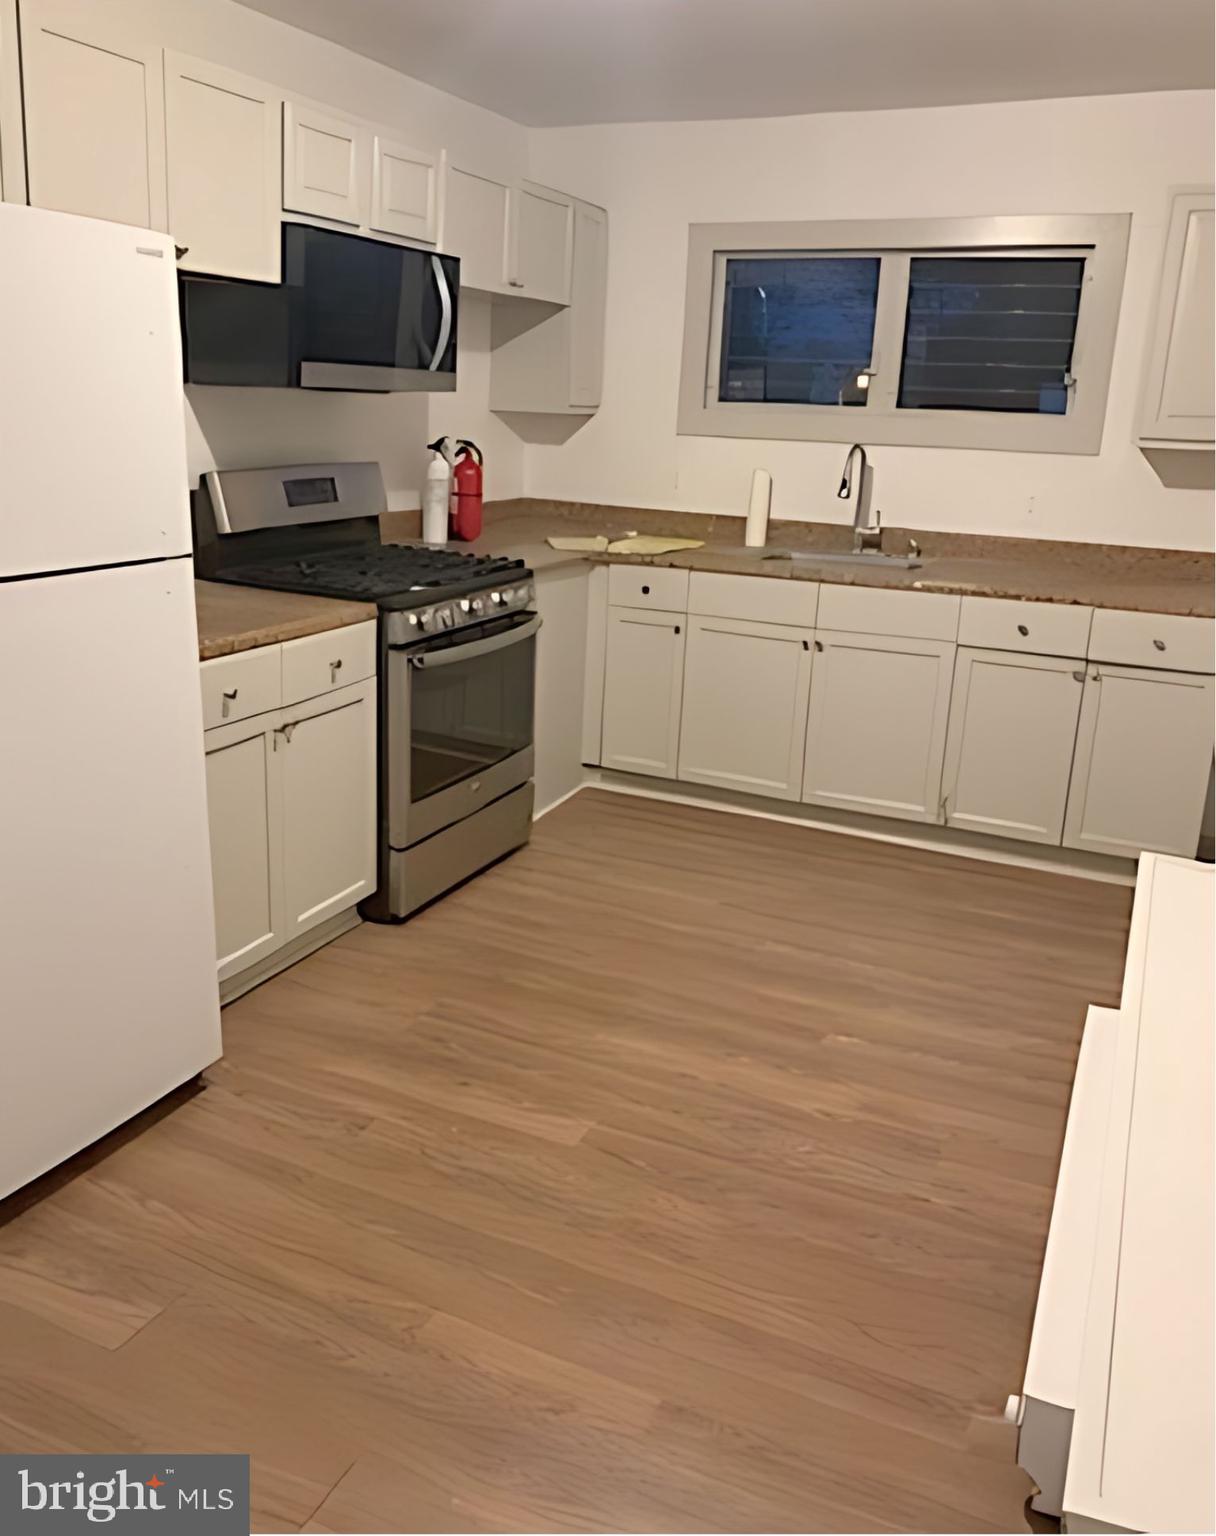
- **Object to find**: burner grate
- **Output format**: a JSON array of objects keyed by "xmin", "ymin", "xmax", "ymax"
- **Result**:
[{"xmin": 217, "ymin": 543, "xmax": 526, "ymax": 603}]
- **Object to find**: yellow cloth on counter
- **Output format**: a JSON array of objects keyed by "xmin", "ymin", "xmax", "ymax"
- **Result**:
[{"xmin": 545, "ymin": 534, "xmax": 706, "ymax": 555}]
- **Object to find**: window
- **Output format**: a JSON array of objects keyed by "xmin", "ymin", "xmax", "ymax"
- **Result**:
[
  {"xmin": 719, "ymin": 257, "xmax": 879, "ymax": 406},
  {"xmin": 680, "ymin": 214, "xmax": 1130, "ymax": 454}
]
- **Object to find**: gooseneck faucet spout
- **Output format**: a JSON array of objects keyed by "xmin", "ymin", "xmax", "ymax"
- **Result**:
[{"xmin": 838, "ymin": 443, "xmax": 881, "ymax": 553}]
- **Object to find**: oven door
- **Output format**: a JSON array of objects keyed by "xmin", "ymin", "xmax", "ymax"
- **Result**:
[{"xmin": 387, "ymin": 612, "xmax": 539, "ymax": 848}]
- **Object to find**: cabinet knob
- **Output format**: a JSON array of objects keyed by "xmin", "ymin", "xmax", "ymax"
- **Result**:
[
  {"xmin": 814, "ymin": 639, "xmax": 824, "ymax": 652},
  {"xmin": 1153, "ymin": 638, "xmax": 1166, "ymax": 651},
  {"xmin": 1072, "ymin": 669, "xmax": 1086, "ymax": 683},
  {"xmin": 641, "ymin": 584, "xmax": 650, "ymax": 595},
  {"xmin": 330, "ymin": 658, "xmax": 344, "ymax": 682},
  {"xmin": 1017, "ymin": 624, "xmax": 1029, "ymax": 636},
  {"xmin": 221, "ymin": 687, "xmax": 238, "ymax": 717},
  {"xmin": 674, "ymin": 624, "xmax": 681, "ymax": 635},
  {"xmin": 222, "ymin": 687, "xmax": 238, "ymax": 699}
]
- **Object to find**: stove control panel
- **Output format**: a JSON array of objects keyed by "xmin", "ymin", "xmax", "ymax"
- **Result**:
[{"xmin": 391, "ymin": 580, "xmax": 535, "ymax": 645}]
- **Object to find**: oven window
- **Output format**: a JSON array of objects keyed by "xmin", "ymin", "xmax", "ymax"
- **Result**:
[{"xmin": 410, "ymin": 633, "xmax": 535, "ymax": 801}]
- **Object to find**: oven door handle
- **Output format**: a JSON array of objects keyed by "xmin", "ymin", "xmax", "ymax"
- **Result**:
[{"xmin": 406, "ymin": 614, "xmax": 541, "ymax": 668}]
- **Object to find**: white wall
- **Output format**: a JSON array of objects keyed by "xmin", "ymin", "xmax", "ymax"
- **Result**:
[
  {"xmin": 45, "ymin": 0, "xmax": 528, "ymax": 506},
  {"xmin": 527, "ymin": 91, "xmax": 1215, "ymax": 550}
]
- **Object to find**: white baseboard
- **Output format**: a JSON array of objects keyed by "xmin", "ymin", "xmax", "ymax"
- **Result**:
[{"xmin": 556, "ymin": 768, "xmax": 1137, "ymax": 887}]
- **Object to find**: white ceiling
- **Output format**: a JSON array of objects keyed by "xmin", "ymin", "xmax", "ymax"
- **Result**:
[{"xmin": 233, "ymin": 0, "xmax": 1215, "ymax": 128}]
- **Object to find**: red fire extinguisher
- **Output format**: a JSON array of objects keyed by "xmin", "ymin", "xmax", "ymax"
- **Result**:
[{"xmin": 450, "ymin": 440, "xmax": 484, "ymax": 542}]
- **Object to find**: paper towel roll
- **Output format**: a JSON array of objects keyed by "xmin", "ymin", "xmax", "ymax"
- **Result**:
[{"xmin": 745, "ymin": 468, "xmax": 772, "ymax": 548}]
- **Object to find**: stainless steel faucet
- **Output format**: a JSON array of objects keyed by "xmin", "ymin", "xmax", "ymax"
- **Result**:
[{"xmin": 838, "ymin": 444, "xmax": 881, "ymax": 553}]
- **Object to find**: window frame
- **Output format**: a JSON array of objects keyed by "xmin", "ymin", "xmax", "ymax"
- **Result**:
[{"xmin": 679, "ymin": 214, "xmax": 1131, "ymax": 454}]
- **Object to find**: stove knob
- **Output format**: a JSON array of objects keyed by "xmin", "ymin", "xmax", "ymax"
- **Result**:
[
  {"xmin": 417, "ymin": 609, "xmax": 433, "ymax": 630},
  {"xmin": 491, "ymin": 590, "xmax": 504, "ymax": 605},
  {"xmin": 406, "ymin": 612, "xmax": 419, "ymax": 627},
  {"xmin": 471, "ymin": 596, "xmax": 485, "ymax": 614},
  {"xmin": 459, "ymin": 599, "xmax": 471, "ymax": 613}
]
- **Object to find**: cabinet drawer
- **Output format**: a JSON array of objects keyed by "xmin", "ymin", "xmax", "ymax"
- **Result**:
[
  {"xmin": 816, "ymin": 583, "xmax": 960, "ymax": 641},
  {"xmin": 200, "ymin": 645, "xmax": 282, "ymax": 730},
  {"xmin": 688, "ymin": 570, "xmax": 818, "ymax": 627},
  {"xmin": 282, "ymin": 620, "xmax": 377, "ymax": 706},
  {"xmin": 607, "ymin": 564, "xmax": 689, "ymax": 613},
  {"xmin": 959, "ymin": 597, "xmax": 1093, "ymax": 658},
  {"xmin": 1088, "ymin": 608, "xmax": 1215, "ymax": 673}
]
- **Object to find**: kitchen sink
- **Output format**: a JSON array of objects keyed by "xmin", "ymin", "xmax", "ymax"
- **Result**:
[{"xmin": 761, "ymin": 549, "xmax": 923, "ymax": 570}]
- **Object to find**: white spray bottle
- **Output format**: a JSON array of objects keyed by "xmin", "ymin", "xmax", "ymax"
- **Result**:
[{"xmin": 422, "ymin": 436, "xmax": 456, "ymax": 543}]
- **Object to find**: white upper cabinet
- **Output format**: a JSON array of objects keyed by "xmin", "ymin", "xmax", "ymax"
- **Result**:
[
  {"xmin": 942, "ymin": 648, "xmax": 1085, "ymax": 845},
  {"xmin": 508, "ymin": 183, "xmax": 573, "ymax": 302},
  {"xmin": 569, "ymin": 201, "xmax": 609, "ymax": 408},
  {"xmin": 1063, "ymin": 664, "xmax": 1215, "ymax": 859},
  {"xmin": 489, "ymin": 194, "xmax": 609, "ymax": 414},
  {"xmin": 20, "ymin": 0, "xmax": 166, "ymax": 231},
  {"xmin": 1139, "ymin": 188, "xmax": 1215, "ymax": 446},
  {"xmin": 282, "ymin": 100, "xmax": 367, "ymax": 226},
  {"xmin": 601, "ymin": 608, "xmax": 686, "ymax": 779},
  {"xmin": 164, "ymin": 53, "xmax": 281, "ymax": 282},
  {"xmin": 442, "ymin": 164, "xmax": 511, "ymax": 293},
  {"xmin": 678, "ymin": 616, "xmax": 813, "ymax": 801},
  {"xmin": 370, "ymin": 135, "xmax": 439, "ymax": 245},
  {"xmin": 802, "ymin": 631, "xmax": 955, "ymax": 823}
]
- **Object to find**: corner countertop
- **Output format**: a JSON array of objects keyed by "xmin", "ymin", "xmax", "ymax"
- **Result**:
[
  {"xmin": 382, "ymin": 499, "xmax": 1215, "ymax": 619},
  {"xmin": 195, "ymin": 580, "xmax": 377, "ymax": 661}
]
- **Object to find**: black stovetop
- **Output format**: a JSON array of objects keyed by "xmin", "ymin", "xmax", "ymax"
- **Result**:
[{"xmin": 214, "ymin": 543, "xmax": 528, "ymax": 609}]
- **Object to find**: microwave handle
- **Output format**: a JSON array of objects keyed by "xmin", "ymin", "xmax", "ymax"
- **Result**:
[
  {"xmin": 428, "ymin": 255, "xmax": 453, "ymax": 372},
  {"xmin": 407, "ymin": 613, "xmax": 541, "ymax": 668}
]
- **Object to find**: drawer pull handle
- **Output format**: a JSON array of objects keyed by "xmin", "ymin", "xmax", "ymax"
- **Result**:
[
  {"xmin": 222, "ymin": 688, "xmax": 239, "ymax": 700},
  {"xmin": 221, "ymin": 687, "xmax": 238, "ymax": 718},
  {"xmin": 641, "ymin": 584, "xmax": 651, "ymax": 595},
  {"xmin": 801, "ymin": 639, "xmax": 809, "ymax": 651},
  {"xmin": 814, "ymin": 639, "xmax": 824, "ymax": 652},
  {"xmin": 1153, "ymin": 638, "xmax": 1166, "ymax": 651},
  {"xmin": 330, "ymin": 658, "xmax": 344, "ymax": 681},
  {"xmin": 674, "ymin": 624, "xmax": 681, "ymax": 635},
  {"xmin": 1017, "ymin": 624, "xmax": 1029, "ymax": 636},
  {"xmin": 1073, "ymin": 669, "xmax": 1086, "ymax": 683}
]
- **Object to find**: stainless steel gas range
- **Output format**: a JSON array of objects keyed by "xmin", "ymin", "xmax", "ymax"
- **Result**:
[{"xmin": 193, "ymin": 461, "xmax": 538, "ymax": 920}]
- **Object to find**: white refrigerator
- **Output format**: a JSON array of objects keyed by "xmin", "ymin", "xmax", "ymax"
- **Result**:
[{"xmin": 0, "ymin": 204, "xmax": 221, "ymax": 1198}]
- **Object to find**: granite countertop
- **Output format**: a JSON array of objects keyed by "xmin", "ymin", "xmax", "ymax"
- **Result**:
[
  {"xmin": 379, "ymin": 499, "xmax": 1214, "ymax": 619},
  {"xmin": 195, "ymin": 580, "xmax": 377, "ymax": 661}
]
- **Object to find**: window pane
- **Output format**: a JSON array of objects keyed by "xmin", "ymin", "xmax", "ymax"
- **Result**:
[
  {"xmin": 898, "ymin": 255, "xmax": 1084, "ymax": 413},
  {"xmin": 719, "ymin": 257, "xmax": 879, "ymax": 406}
]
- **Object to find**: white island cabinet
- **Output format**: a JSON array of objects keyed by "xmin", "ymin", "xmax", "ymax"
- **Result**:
[{"xmin": 200, "ymin": 621, "xmax": 377, "ymax": 1001}]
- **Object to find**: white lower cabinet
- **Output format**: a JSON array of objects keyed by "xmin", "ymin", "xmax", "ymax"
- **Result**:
[
  {"xmin": 279, "ymin": 685, "xmax": 377, "ymax": 938},
  {"xmin": 201, "ymin": 629, "xmax": 377, "ymax": 995},
  {"xmin": 204, "ymin": 716, "xmax": 283, "ymax": 983},
  {"xmin": 601, "ymin": 607, "xmax": 685, "ymax": 778},
  {"xmin": 1063, "ymin": 663, "xmax": 1215, "ymax": 858},
  {"xmin": 802, "ymin": 631, "xmax": 955, "ymax": 823},
  {"xmin": 678, "ymin": 616, "xmax": 813, "ymax": 800},
  {"xmin": 941, "ymin": 648, "xmax": 1086, "ymax": 845}
]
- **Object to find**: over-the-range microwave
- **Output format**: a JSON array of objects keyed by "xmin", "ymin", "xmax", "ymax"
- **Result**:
[{"xmin": 180, "ymin": 222, "xmax": 458, "ymax": 393}]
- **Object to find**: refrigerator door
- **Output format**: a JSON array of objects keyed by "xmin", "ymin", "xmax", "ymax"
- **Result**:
[
  {"xmin": 0, "ymin": 204, "xmax": 191, "ymax": 579},
  {"xmin": 0, "ymin": 557, "xmax": 221, "ymax": 1197}
]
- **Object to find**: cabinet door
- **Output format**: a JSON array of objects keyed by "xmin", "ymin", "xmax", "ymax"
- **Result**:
[
  {"xmin": 803, "ymin": 632, "xmax": 955, "ymax": 823},
  {"xmin": 601, "ymin": 608, "xmax": 686, "ymax": 779},
  {"xmin": 20, "ymin": 0, "xmax": 166, "ymax": 230},
  {"xmin": 569, "ymin": 201, "xmax": 608, "ymax": 408},
  {"xmin": 442, "ymin": 165, "xmax": 509, "ymax": 292},
  {"xmin": 279, "ymin": 681, "xmax": 376, "ymax": 940},
  {"xmin": 283, "ymin": 101, "xmax": 365, "ymax": 226},
  {"xmin": 941, "ymin": 648, "xmax": 1085, "ymax": 845},
  {"xmin": 371, "ymin": 135, "xmax": 438, "ymax": 244},
  {"xmin": 165, "ymin": 53, "xmax": 280, "ymax": 282},
  {"xmin": 1063, "ymin": 664, "xmax": 1215, "ymax": 858},
  {"xmin": 678, "ymin": 616, "xmax": 813, "ymax": 800},
  {"xmin": 509, "ymin": 185, "xmax": 573, "ymax": 302},
  {"xmin": 1140, "ymin": 189, "xmax": 1215, "ymax": 444},
  {"xmin": 204, "ymin": 716, "xmax": 283, "ymax": 983}
]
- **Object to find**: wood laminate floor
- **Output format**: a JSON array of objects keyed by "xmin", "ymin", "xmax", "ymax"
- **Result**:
[{"xmin": 0, "ymin": 790, "xmax": 1133, "ymax": 1534}]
